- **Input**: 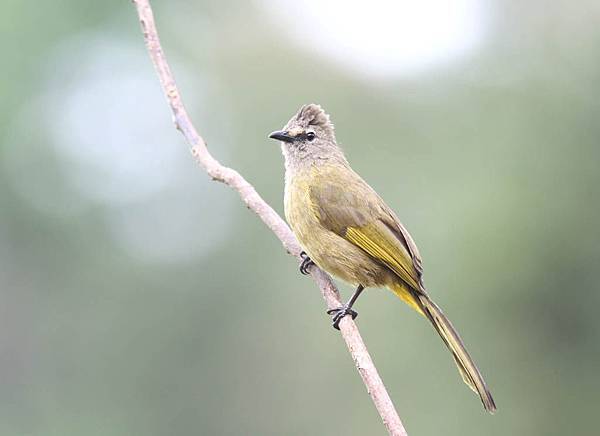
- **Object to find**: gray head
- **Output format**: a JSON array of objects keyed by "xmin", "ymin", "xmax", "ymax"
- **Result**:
[{"xmin": 269, "ymin": 104, "xmax": 347, "ymax": 170}]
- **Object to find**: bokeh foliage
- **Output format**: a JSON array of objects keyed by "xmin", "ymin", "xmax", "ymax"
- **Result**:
[{"xmin": 1, "ymin": 1, "xmax": 599, "ymax": 435}]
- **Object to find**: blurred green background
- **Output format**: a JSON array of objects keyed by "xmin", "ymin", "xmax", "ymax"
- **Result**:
[{"xmin": 1, "ymin": 0, "xmax": 599, "ymax": 434}]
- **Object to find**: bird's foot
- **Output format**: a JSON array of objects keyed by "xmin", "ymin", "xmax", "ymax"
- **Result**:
[
  {"xmin": 326, "ymin": 305, "xmax": 358, "ymax": 330},
  {"xmin": 299, "ymin": 251, "xmax": 315, "ymax": 275}
]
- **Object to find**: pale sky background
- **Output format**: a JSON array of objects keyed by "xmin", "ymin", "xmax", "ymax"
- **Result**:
[{"xmin": 261, "ymin": 0, "xmax": 487, "ymax": 77}]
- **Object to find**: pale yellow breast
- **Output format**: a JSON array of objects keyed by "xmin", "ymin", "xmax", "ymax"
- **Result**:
[{"xmin": 284, "ymin": 169, "xmax": 319, "ymax": 249}]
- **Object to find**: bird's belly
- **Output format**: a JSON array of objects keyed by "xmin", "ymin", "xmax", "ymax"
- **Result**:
[
  {"xmin": 296, "ymin": 224, "xmax": 387, "ymax": 288},
  {"xmin": 285, "ymin": 172, "xmax": 390, "ymax": 288}
]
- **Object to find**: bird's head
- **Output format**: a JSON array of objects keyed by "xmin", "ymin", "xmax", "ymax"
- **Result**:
[{"xmin": 269, "ymin": 104, "xmax": 345, "ymax": 168}]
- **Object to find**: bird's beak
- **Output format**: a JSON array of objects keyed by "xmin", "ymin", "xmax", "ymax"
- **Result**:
[{"xmin": 269, "ymin": 130, "xmax": 295, "ymax": 143}]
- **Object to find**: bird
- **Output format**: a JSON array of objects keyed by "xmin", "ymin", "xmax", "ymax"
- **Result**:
[{"xmin": 268, "ymin": 103, "xmax": 496, "ymax": 413}]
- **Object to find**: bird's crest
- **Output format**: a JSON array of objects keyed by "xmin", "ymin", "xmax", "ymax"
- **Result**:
[{"xmin": 295, "ymin": 104, "xmax": 335, "ymax": 135}]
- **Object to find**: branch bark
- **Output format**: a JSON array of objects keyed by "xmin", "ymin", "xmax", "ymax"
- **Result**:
[{"xmin": 131, "ymin": 1, "xmax": 407, "ymax": 434}]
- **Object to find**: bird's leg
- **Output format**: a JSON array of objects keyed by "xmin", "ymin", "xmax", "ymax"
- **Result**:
[
  {"xmin": 327, "ymin": 284, "xmax": 365, "ymax": 330},
  {"xmin": 299, "ymin": 251, "xmax": 315, "ymax": 275}
]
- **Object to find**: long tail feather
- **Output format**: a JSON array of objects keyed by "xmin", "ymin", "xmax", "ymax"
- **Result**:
[
  {"xmin": 415, "ymin": 292, "xmax": 496, "ymax": 413},
  {"xmin": 391, "ymin": 282, "xmax": 496, "ymax": 413}
]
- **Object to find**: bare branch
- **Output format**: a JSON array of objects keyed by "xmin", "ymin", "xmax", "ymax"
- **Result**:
[{"xmin": 131, "ymin": 1, "xmax": 408, "ymax": 434}]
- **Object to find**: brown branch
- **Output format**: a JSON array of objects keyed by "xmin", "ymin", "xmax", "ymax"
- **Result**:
[{"xmin": 131, "ymin": 1, "xmax": 408, "ymax": 435}]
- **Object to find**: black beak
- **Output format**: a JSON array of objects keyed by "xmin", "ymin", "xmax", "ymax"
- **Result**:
[{"xmin": 269, "ymin": 130, "xmax": 295, "ymax": 143}]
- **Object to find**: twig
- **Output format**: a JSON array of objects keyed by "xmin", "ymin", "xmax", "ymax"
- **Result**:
[{"xmin": 131, "ymin": 1, "xmax": 408, "ymax": 434}]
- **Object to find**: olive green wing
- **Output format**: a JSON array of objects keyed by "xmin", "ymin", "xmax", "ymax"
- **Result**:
[{"xmin": 309, "ymin": 177, "xmax": 423, "ymax": 291}]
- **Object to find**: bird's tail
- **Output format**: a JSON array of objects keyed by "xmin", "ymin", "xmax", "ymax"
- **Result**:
[{"xmin": 391, "ymin": 283, "xmax": 496, "ymax": 413}]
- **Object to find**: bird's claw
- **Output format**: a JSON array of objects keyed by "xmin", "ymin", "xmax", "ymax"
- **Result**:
[
  {"xmin": 326, "ymin": 306, "xmax": 358, "ymax": 330},
  {"xmin": 299, "ymin": 251, "xmax": 315, "ymax": 275}
]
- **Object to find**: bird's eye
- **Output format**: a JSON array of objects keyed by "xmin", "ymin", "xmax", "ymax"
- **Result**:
[{"xmin": 306, "ymin": 131, "xmax": 316, "ymax": 141}]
